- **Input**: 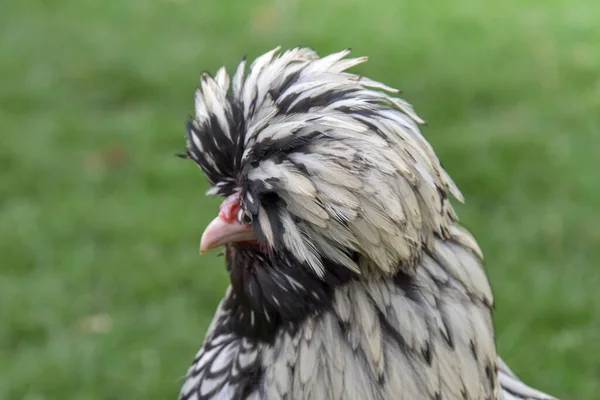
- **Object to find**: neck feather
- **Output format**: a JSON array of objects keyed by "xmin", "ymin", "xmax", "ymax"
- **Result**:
[{"xmin": 222, "ymin": 244, "xmax": 357, "ymax": 343}]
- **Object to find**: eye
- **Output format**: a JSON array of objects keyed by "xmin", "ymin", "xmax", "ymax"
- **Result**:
[{"xmin": 237, "ymin": 208, "xmax": 253, "ymax": 224}]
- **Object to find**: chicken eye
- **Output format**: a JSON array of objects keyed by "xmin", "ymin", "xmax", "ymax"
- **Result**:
[{"xmin": 237, "ymin": 208, "xmax": 253, "ymax": 224}]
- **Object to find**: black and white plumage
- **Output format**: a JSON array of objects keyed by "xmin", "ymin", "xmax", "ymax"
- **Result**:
[{"xmin": 178, "ymin": 47, "xmax": 556, "ymax": 400}]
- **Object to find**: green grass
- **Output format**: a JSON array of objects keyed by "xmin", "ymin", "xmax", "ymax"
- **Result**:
[{"xmin": 1, "ymin": 0, "xmax": 599, "ymax": 398}]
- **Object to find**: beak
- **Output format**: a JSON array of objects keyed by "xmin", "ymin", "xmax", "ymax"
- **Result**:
[{"xmin": 199, "ymin": 216, "xmax": 255, "ymax": 253}]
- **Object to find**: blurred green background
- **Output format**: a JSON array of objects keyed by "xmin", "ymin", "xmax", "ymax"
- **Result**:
[{"xmin": 2, "ymin": 0, "xmax": 599, "ymax": 398}]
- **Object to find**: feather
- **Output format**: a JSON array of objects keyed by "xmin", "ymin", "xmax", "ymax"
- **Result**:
[
  {"xmin": 180, "ymin": 47, "xmax": 557, "ymax": 400},
  {"xmin": 280, "ymin": 211, "xmax": 325, "ymax": 277}
]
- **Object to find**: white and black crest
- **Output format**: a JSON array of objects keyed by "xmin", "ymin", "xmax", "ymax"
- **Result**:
[{"xmin": 184, "ymin": 47, "xmax": 467, "ymax": 277}]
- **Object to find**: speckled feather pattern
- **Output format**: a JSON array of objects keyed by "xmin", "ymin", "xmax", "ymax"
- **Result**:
[
  {"xmin": 180, "ymin": 238, "xmax": 554, "ymax": 400},
  {"xmin": 179, "ymin": 47, "xmax": 557, "ymax": 400}
]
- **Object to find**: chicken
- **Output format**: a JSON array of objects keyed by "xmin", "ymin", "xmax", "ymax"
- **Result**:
[{"xmin": 178, "ymin": 47, "xmax": 556, "ymax": 400}]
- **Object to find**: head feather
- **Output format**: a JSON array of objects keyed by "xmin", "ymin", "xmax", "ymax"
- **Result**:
[{"xmin": 186, "ymin": 47, "xmax": 463, "ymax": 276}]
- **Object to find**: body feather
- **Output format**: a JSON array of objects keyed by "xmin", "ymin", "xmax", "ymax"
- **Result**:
[{"xmin": 180, "ymin": 238, "xmax": 554, "ymax": 400}]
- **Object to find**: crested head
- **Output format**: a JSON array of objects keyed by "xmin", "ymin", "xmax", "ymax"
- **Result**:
[{"xmin": 184, "ymin": 47, "xmax": 464, "ymax": 277}]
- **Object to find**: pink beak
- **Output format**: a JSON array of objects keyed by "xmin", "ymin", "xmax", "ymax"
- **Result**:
[
  {"xmin": 199, "ymin": 192, "xmax": 255, "ymax": 253},
  {"xmin": 199, "ymin": 216, "xmax": 255, "ymax": 253}
]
